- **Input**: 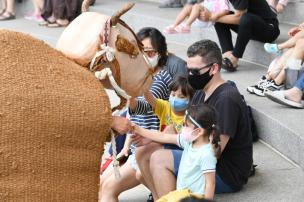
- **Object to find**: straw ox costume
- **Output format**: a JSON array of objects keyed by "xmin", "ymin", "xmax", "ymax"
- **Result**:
[{"xmin": 0, "ymin": 2, "xmax": 153, "ymax": 201}]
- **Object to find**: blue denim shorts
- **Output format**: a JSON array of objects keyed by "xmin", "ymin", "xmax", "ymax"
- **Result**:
[{"xmin": 170, "ymin": 149, "xmax": 183, "ymax": 176}]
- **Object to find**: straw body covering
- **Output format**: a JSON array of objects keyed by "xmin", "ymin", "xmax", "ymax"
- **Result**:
[{"xmin": 0, "ymin": 30, "xmax": 111, "ymax": 201}]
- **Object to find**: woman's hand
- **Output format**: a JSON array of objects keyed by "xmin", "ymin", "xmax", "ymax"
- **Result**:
[{"xmin": 111, "ymin": 116, "xmax": 131, "ymax": 134}]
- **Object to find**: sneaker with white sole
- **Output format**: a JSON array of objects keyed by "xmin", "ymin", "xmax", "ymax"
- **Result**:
[
  {"xmin": 253, "ymin": 80, "xmax": 284, "ymax": 96},
  {"xmin": 247, "ymin": 76, "xmax": 267, "ymax": 94}
]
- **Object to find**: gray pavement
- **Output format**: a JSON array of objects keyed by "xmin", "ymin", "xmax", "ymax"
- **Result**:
[{"xmin": 1, "ymin": 1, "xmax": 304, "ymax": 201}]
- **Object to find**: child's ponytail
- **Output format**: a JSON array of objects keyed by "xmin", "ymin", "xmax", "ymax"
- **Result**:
[{"xmin": 211, "ymin": 124, "xmax": 221, "ymax": 159}]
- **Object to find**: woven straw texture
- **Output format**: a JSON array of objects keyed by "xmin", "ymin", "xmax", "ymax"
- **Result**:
[{"xmin": 0, "ymin": 29, "xmax": 112, "ymax": 201}]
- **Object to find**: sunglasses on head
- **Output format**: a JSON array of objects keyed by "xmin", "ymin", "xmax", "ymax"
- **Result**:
[{"xmin": 187, "ymin": 63, "xmax": 214, "ymax": 75}]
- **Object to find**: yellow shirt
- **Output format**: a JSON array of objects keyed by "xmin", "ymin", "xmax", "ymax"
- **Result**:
[{"xmin": 154, "ymin": 99, "xmax": 184, "ymax": 133}]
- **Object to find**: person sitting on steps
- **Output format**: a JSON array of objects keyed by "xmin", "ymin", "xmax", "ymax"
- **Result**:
[{"xmin": 200, "ymin": 0, "xmax": 280, "ymax": 71}]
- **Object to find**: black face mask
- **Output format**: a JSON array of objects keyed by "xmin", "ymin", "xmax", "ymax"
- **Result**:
[{"xmin": 188, "ymin": 68, "xmax": 213, "ymax": 90}]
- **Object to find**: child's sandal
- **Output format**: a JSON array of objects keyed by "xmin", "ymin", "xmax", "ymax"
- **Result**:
[
  {"xmin": 175, "ymin": 24, "xmax": 190, "ymax": 33},
  {"xmin": 164, "ymin": 25, "xmax": 177, "ymax": 34}
]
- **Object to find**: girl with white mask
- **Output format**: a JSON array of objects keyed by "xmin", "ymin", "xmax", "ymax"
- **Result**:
[{"xmin": 131, "ymin": 104, "xmax": 221, "ymax": 201}]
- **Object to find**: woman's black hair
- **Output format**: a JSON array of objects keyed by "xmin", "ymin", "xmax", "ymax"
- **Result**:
[
  {"xmin": 169, "ymin": 75, "xmax": 195, "ymax": 99},
  {"xmin": 187, "ymin": 104, "xmax": 221, "ymax": 158},
  {"xmin": 136, "ymin": 27, "xmax": 168, "ymax": 67}
]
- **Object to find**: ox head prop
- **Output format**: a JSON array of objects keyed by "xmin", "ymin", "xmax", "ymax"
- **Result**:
[{"xmin": 56, "ymin": 2, "xmax": 154, "ymax": 101}]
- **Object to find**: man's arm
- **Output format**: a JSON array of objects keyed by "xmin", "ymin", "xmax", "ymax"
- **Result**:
[{"xmin": 219, "ymin": 134, "xmax": 230, "ymax": 154}]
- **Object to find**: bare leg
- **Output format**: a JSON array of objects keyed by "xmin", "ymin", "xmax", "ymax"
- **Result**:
[
  {"xmin": 290, "ymin": 38, "xmax": 304, "ymax": 59},
  {"xmin": 5, "ymin": 0, "xmax": 14, "ymax": 14},
  {"xmin": 99, "ymin": 162, "xmax": 140, "ymax": 202},
  {"xmin": 150, "ymin": 149, "xmax": 176, "ymax": 200},
  {"xmin": 273, "ymin": 39, "xmax": 304, "ymax": 85},
  {"xmin": 184, "ymin": 3, "xmax": 202, "ymax": 26},
  {"xmin": 1, "ymin": 0, "xmax": 6, "ymax": 11},
  {"xmin": 173, "ymin": 4, "xmax": 193, "ymax": 27},
  {"xmin": 33, "ymin": 0, "xmax": 44, "ymax": 14},
  {"xmin": 268, "ymin": 48, "xmax": 293, "ymax": 80},
  {"xmin": 223, "ymin": 51, "xmax": 233, "ymax": 58},
  {"xmin": 278, "ymin": 30, "xmax": 304, "ymax": 50},
  {"xmin": 136, "ymin": 142, "xmax": 163, "ymax": 199}
]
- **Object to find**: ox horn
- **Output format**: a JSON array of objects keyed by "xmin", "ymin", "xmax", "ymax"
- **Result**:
[
  {"xmin": 81, "ymin": 0, "xmax": 94, "ymax": 13},
  {"xmin": 111, "ymin": 3, "xmax": 135, "ymax": 26}
]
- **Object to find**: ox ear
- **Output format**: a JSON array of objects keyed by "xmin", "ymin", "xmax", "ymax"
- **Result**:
[
  {"xmin": 115, "ymin": 35, "xmax": 139, "ymax": 57},
  {"xmin": 111, "ymin": 3, "xmax": 135, "ymax": 26}
]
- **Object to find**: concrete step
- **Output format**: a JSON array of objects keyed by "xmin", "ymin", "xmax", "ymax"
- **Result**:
[
  {"xmin": 84, "ymin": 0, "xmax": 296, "ymax": 67},
  {"xmin": 1, "ymin": 0, "xmax": 304, "ymax": 201},
  {"xmin": 6, "ymin": 0, "xmax": 303, "ymax": 170},
  {"xmin": 278, "ymin": 0, "xmax": 304, "ymax": 25},
  {"xmin": 118, "ymin": 142, "xmax": 304, "ymax": 202},
  {"xmin": 85, "ymin": 0, "xmax": 304, "ymax": 171}
]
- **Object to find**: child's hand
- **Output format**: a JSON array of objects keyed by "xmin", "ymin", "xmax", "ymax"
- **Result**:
[
  {"xmin": 288, "ymin": 26, "xmax": 301, "ymax": 37},
  {"xmin": 276, "ymin": 3, "xmax": 285, "ymax": 13},
  {"xmin": 130, "ymin": 133, "xmax": 152, "ymax": 146},
  {"xmin": 117, "ymin": 147, "xmax": 130, "ymax": 159}
]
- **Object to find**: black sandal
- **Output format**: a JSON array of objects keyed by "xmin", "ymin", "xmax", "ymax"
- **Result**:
[
  {"xmin": 222, "ymin": 57, "xmax": 238, "ymax": 72},
  {"xmin": 0, "ymin": 12, "xmax": 16, "ymax": 21}
]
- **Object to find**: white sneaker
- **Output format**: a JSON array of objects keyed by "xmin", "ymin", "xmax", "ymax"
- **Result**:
[{"xmin": 247, "ymin": 76, "xmax": 267, "ymax": 94}]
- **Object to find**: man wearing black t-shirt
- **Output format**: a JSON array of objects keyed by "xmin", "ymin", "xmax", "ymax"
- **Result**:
[
  {"xmin": 201, "ymin": 0, "xmax": 280, "ymax": 71},
  {"xmin": 145, "ymin": 40, "xmax": 253, "ymax": 199}
]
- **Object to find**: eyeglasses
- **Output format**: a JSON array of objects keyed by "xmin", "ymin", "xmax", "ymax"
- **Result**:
[
  {"xmin": 143, "ymin": 48, "xmax": 157, "ymax": 57},
  {"xmin": 187, "ymin": 63, "xmax": 214, "ymax": 75}
]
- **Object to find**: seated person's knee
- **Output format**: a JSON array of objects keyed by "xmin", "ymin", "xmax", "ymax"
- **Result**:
[
  {"xmin": 150, "ymin": 150, "xmax": 168, "ymax": 170},
  {"xmin": 239, "ymin": 13, "xmax": 253, "ymax": 27},
  {"xmin": 101, "ymin": 178, "xmax": 119, "ymax": 196}
]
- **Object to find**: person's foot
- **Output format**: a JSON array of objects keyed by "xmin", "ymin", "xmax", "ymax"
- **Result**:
[
  {"xmin": 284, "ymin": 87, "xmax": 303, "ymax": 103},
  {"xmin": 24, "ymin": 12, "xmax": 44, "ymax": 22},
  {"xmin": 222, "ymin": 51, "xmax": 232, "ymax": 59},
  {"xmin": 0, "ymin": 9, "xmax": 6, "ymax": 16},
  {"xmin": 247, "ymin": 76, "xmax": 268, "ymax": 94},
  {"xmin": 251, "ymin": 80, "xmax": 283, "ymax": 97},
  {"xmin": 222, "ymin": 53, "xmax": 238, "ymax": 72},
  {"xmin": 175, "ymin": 24, "xmax": 190, "ymax": 33},
  {"xmin": 265, "ymin": 90, "xmax": 304, "ymax": 108},
  {"xmin": 163, "ymin": 25, "xmax": 177, "ymax": 34},
  {"xmin": 0, "ymin": 11, "xmax": 15, "ymax": 21},
  {"xmin": 264, "ymin": 43, "xmax": 282, "ymax": 54},
  {"xmin": 159, "ymin": 0, "xmax": 183, "ymax": 8},
  {"xmin": 56, "ymin": 18, "xmax": 69, "ymax": 26}
]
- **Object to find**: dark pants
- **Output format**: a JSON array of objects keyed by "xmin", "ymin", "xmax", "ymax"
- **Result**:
[
  {"xmin": 214, "ymin": 13, "xmax": 280, "ymax": 58},
  {"xmin": 42, "ymin": 0, "xmax": 82, "ymax": 21}
]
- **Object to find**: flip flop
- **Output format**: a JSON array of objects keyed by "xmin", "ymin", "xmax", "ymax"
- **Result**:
[
  {"xmin": 0, "ymin": 12, "xmax": 15, "ymax": 21},
  {"xmin": 222, "ymin": 57, "xmax": 238, "ymax": 72},
  {"xmin": 0, "ymin": 9, "xmax": 6, "ymax": 16},
  {"xmin": 46, "ymin": 22, "xmax": 67, "ymax": 28},
  {"xmin": 265, "ymin": 91, "xmax": 304, "ymax": 109}
]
